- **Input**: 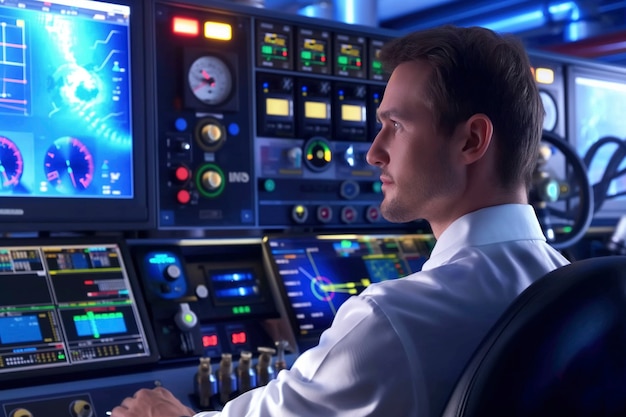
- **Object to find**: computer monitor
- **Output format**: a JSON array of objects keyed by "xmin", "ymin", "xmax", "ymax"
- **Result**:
[
  {"xmin": 0, "ymin": 0, "xmax": 152, "ymax": 232},
  {"xmin": 567, "ymin": 63, "xmax": 626, "ymax": 224},
  {"xmin": 263, "ymin": 233, "xmax": 435, "ymax": 351},
  {"xmin": 0, "ymin": 237, "xmax": 158, "ymax": 386}
]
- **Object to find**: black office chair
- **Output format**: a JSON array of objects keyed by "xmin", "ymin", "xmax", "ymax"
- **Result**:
[{"xmin": 442, "ymin": 255, "xmax": 626, "ymax": 417}]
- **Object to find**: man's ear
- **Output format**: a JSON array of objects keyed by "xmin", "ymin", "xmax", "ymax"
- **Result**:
[{"xmin": 459, "ymin": 113, "xmax": 493, "ymax": 165}]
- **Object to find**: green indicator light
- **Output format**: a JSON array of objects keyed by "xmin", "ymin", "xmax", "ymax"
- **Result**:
[
  {"xmin": 563, "ymin": 226, "xmax": 573, "ymax": 234},
  {"xmin": 185, "ymin": 313, "xmax": 194, "ymax": 323},
  {"xmin": 301, "ymin": 50, "xmax": 312, "ymax": 60},
  {"xmin": 264, "ymin": 179, "xmax": 276, "ymax": 192},
  {"xmin": 372, "ymin": 61, "xmax": 382, "ymax": 69},
  {"xmin": 58, "ymin": 353, "xmax": 66, "ymax": 359},
  {"xmin": 338, "ymin": 56, "xmax": 348, "ymax": 65},
  {"xmin": 261, "ymin": 45, "xmax": 273, "ymax": 55},
  {"xmin": 233, "ymin": 305, "xmax": 252, "ymax": 314},
  {"xmin": 340, "ymin": 240, "xmax": 352, "ymax": 248}
]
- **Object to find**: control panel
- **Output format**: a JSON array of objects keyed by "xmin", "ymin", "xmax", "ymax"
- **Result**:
[
  {"xmin": 128, "ymin": 238, "xmax": 285, "ymax": 360},
  {"xmin": 151, "ymin": 0, "xmax": 399, "ymax": 231}
]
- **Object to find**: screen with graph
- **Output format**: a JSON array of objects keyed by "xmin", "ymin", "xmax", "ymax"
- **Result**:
[
  {"xmin": 0, "ymin": 0, "xmax": 133, "ymax": 197},
  {"xmin": 0, "ymin": 0, "xmax": 150, "ymax": 232},
  {"xmin": 264, "ymin": 233, "xmax": 436, "ymax": 350},
  {"xmin": 0, "ymin": 239, "xmax": 157, "ymax": 383}
]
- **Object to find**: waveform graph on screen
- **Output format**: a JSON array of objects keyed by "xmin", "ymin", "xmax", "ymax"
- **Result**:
[
  {"xmin": 73, "ymin": 310, "xmax": 128, "ymax": 339},
  {"xmin": 0, "ymin": 17, "xmax": 28, "ymax": 116}
]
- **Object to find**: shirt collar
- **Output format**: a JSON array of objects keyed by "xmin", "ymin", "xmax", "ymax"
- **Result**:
[{"xmin": 424, "ymin": 204, "xmax": 547, "ymax": 268}]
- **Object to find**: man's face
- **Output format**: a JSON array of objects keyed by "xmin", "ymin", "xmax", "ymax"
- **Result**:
[{"xmin": 366, "ymin": 60, "xmax": 462, "ymax": 224}]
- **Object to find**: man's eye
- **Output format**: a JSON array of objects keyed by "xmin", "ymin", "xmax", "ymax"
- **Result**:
[{"xmin": 393, "ymin": 121, "xmax": 400, "ymax": 129}]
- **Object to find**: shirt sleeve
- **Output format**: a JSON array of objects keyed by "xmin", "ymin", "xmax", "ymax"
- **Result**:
[{"xmin": 193, "ymin": 294, "xmax": 417, "ymax": 417}]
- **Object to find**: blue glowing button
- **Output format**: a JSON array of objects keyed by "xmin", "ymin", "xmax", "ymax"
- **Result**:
[
  {"xmin": 175, "ymin": 117, "xmax": 188, "ymax": 131},
  {"xmin": 340, "ymin": 180, "xmax": 360, "ymax": 199}
]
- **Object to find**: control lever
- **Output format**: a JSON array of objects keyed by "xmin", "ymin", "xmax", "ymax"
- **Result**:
[
  {"xmin": 236, "ymin": 351, "xmax": 257, "ymax": 393},
  {"xmin": 274, "ymin": 340, "xmax": 290, "ymax": 373},
  {"xmin": 174, "ymin": 302, "xmax": 199, "ymax": 354},
  {"xmin": 217, "ymin": 353, "xmax": 237, "ymax": 404},
  {"xmin": 195, "ymin": 357, "xmax": 217, "ymax": 409},
  {"xmin": 256, "ymin": 346, "xmax": 276, "ymax": 386}
]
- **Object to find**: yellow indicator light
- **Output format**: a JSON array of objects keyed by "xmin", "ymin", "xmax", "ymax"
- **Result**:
[
  {"xmin": 172, "ymin": 16, "xmax": 199, "ymax": 36},
  {"xmin": 205, "ymin": 21, "xmax": 232, "ymax": 41},
  {"xmin": 535, "ymin": 67, "xmax": 554, "ymax": 85}
]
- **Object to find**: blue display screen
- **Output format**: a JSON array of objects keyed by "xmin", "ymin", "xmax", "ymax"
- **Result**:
[
  {"xmin": 266, "ymin": 234, "xmax": 435, "ymax": 350},
  {"xmin": 0, "ymin": 0, "xmax": 133, "ymax": 199}
]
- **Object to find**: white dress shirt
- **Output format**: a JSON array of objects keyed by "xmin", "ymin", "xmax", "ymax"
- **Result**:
[{"xmin": 196, "ymin": 204, "xmax": 570, "ymax": 417}]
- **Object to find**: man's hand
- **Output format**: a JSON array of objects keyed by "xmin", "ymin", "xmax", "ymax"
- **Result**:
[{"xmin": 111, "ymin": 387, "xmax": 197, "ymax": 417}]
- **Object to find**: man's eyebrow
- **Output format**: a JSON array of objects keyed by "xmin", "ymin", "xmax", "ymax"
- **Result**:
[{"xmin": 376, "ymin": 109, "xmax": 403, "ymax": 121}]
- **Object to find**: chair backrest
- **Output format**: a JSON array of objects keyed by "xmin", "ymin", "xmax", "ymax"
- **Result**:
[{"xmin": 442, "ymin": 255, "xmax": 626, "ymax": 417}]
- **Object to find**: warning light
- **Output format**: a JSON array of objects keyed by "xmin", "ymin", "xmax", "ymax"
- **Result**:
[
  {"xmin": 535, "ymin": 67, "xmax": 554, "ymax": 85},
  {"xmin": 205, "ymin": 21, "xmax": 232, "ymax": 41},
  {"xmin": 231, "ymin": 331, "xmax": 247, "ymax": 344},
  {"xmin": 202, "ymin": 334, "xmax": 219, "ymax": 348},
  {"xmin": 172, "ymin": 16, "xmax": 199, "ymax": 36}
]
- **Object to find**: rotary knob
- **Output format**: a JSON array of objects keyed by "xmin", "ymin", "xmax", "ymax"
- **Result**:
[
  {"xmin": 202, "ymin": 170, "xmax": 223, "ymax": 191},
  {"xmin": 164, "ymin": 264, "xmax": 182, "ymax": 281},
  {"xmin": 196, "ymin": 118, "xmax": 226, "ymax": 151}
]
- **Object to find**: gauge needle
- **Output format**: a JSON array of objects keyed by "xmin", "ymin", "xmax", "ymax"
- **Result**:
[
  {"xmin": 200, "ymin": 69, "xmax": 216, "ymax": 86},
  {"xmin": 0, "ymin": 165, "xmax": 8, "ymax": 185},
  {"xmin": 67, "ymin": 161, "xmax": 77, "ymax": 188}
]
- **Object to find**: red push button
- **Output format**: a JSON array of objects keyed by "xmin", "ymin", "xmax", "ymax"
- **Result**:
[{"xmin": 177, "ymin": 189, "xmax": 191, "ymax": 204}]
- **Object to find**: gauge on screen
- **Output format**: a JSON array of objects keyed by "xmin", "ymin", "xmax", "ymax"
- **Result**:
[{"xmin": 187, "ymin": 55, "xmax": 233, "ymax": 106}]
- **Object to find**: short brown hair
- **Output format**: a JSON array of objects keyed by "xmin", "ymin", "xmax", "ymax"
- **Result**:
[{"xmin": 380, "ymin": 25, "xmax": 543, "ymax": 189}]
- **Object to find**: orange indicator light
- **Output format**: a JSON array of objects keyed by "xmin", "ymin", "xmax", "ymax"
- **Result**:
[
  {"xmin": 535, "ymin": 67, "xmax": 554, "ymax": 84},
  {"xmin": 173, "ymin": 16, "xmax": 199, "ymax": 36},
  {"xmin": 205, "ymin": 21, "xmax": 232, "ymax": 41}
]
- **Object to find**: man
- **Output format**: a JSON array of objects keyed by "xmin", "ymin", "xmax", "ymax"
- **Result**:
[{"xmin": 111, "ymin": 25, "xmax": 569, "ymax": 417}]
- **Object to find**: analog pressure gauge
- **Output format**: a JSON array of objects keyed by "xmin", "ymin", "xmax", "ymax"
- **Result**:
[{"xmin": 187, "ymin": 55, "xmax": 233, "ymax": 106}]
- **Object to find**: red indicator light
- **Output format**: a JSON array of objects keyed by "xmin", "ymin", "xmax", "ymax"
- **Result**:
[
  {"xmin": 231, "ymin": 331, "xmax": 247, "ymax": 345},
  {"xmin": 202, "ymin": 334, "xmax": 218, "ymax": 347},
  {"xmin": 173, "ymin": 16, "xmax": 199, "ymax": 36},
  {"xmin": 84, "ymin": 280, "xmax": 94, "ymax": 285}
]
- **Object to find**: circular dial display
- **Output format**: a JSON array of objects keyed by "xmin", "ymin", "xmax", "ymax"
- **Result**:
[
  {"xmin": 187, "ymin": 56, "xmax": 233, "ymax": 106},
  {"xmin": 44, "ymin": 136, "xmax": 95, "ymax": 193},
  {"xmin": 0, "ymin": 136, "xmax": 24, "ymax": 190}
]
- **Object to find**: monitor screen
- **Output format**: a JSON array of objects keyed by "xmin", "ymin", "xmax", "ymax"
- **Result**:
[
  {"xmin": 0, "ymin": 238, "xmax": 158, "ymax": 386},
  {"xmin": 567, "ymin": 64, "xmax": 626, "ymax": 223},
  {"xmin": 0, "ymin": 0, "xmax": 151, "ymax": 232},
  {"xmin": 264, "ymin": 233, "xmax": 435, "ymax": 351}
]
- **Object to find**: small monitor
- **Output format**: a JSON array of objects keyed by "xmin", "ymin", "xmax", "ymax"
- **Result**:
[{"xmin": 264, "ymin": 233, "xmax": 435, "ymax": 351}]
